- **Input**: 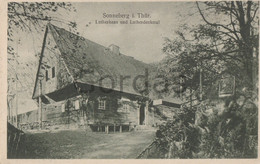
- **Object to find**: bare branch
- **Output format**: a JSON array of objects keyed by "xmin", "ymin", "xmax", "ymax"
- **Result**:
[
  {"xmin": 250, "ymin": 6, "xmax": 259, "ymax": 24},
  {"xmin": 196, "ymin": 2, "xmax": 240, "ymax": 41}
]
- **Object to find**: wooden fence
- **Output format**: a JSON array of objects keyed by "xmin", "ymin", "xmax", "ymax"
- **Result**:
[{"xmin": 7, "ymin": 122, "xmax": 25, "ymax": 158}]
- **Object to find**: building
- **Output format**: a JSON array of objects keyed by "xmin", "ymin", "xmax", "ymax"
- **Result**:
[{"xmin": 29, "ymin": 23, "xmax": 181, "ymax": 131}]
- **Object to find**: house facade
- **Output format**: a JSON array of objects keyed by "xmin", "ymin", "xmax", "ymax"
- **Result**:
[{"xmin": 28, "ymin": 23, "xmax": 181, "ymax": 131}]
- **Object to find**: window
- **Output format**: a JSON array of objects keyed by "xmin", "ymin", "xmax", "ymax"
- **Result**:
[
  {"xmin": 123, "ymin": 104, "xmax": 129, "ymax": 112},
  {"xmin": 75, "ymin": 100, "xmax": 80, "ymax": 110},
  {"xmin": 98, "ymin": 99, "xmax": 106, "ymax": 110},
  {"xmin": 45, "ymin": 70, "xmax": 49, "ymax": 81},
  {"xmin": 52, "ymin": 67, "xmax": 55, "ymax": 78}
]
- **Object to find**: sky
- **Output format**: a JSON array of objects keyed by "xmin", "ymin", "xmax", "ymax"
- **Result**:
[
  {"xmin": 72, "ymin": 2, "xmax": 198, "ymax": 63},
  {"xmin": 15, "ymin": 2, "xmax": 200, "ymax": 64}
]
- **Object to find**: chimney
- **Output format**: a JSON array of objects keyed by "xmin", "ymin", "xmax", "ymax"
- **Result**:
[{"xmin": 108, "ymin": 44, "xmax": 120, "ymax": 55}]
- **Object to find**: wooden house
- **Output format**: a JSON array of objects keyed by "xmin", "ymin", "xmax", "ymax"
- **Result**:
[{"xmin": 31, "ymin": 23, "xmax": 181, "ymax": 131}]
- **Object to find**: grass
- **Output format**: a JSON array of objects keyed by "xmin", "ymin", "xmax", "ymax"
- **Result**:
[{"xmin": 20, "ymin": 129, "xmax": 155, "ymax": 159}]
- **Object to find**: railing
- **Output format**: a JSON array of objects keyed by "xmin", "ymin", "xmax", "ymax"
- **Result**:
[{"xmin": 136, "ymin": 140, "xmax": 158, "ymax": 159}]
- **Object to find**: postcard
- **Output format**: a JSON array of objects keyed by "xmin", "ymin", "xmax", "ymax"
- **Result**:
[{"xmin": 1, "ymin": 0, "xmax": 259, "ymax": 163}]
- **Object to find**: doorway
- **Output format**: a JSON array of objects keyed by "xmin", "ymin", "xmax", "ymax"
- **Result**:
[{"xmin": 139, "ymin": 104, "xmax": 145, "ymax": 125}]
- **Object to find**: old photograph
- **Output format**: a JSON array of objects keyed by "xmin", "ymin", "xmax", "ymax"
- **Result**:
[{"xmin": 6, "ymin": 1, "xmax": 258, "ymax": 159}]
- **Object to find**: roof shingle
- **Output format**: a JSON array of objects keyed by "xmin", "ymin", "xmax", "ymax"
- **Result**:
[{"xmin": 48, "ymin": 23, "xmax": 153, "ymax": 95}]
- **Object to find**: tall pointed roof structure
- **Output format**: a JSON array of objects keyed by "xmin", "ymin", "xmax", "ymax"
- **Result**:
[{"xmin": 32, "ymin": 23, "xmax": 153, "ymax": 100}]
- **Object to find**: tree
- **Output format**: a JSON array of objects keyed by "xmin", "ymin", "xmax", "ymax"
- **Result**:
[
  {"xmin": 162, "ymin": 1, "xmax": 258, "ymax": 97},
  {"xmin": 8, "ymin": 2, "xmax": 76, "ymax": 42},
  {"xmin": 195, "ymin": 1, "xmax": 259, "ymax": 89},
  {"xmin": 156, "ymin": 1, "xmax": 259, "ymax": 158},
  {"xmin": 7, "ymin": 2, "xmax": 77, "ymax": 123}
]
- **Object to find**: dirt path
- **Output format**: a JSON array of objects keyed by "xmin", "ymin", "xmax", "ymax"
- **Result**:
[{"xmin": 22, "ymin": 129, "xmax": 156, "ymax": 159}]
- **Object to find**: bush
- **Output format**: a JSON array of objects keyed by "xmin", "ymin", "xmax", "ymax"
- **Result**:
[{"xmin": 156, "ymin": 96, "xmax": 258, "ymax": 158}]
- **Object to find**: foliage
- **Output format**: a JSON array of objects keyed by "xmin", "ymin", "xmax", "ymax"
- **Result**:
[
  {"xmin": 7, "ymin": 2, "xmax": 77, "ymax": 119},
  {"xmin": 156, "ymin": 92, "xmax": 258, "ymax": 158},
  {"xmin": 161, "ymin": 1, "xmax": 259, "ymax": 94},
  {"xmin": 8, "ymin": 2, "xmax": 76, "ymax": 42},
  {"xmin": 156, "ymin": 105, "xmax": 200, "ymax": 158},
  {"xmin": 156, "ymin": 1, "xmax": 258, "ymax": 158},
  {"xmin": 8, "ymin": 2, "xmax": 76, "ymax": 76},
  {"xmin": 8, "ymin": 2, "xmax": 77, "ymax": 64}
]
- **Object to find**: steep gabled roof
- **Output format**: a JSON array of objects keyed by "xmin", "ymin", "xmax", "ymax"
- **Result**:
[
  {"xmin": 32, "ymin": 23, "xmax": 183, "ymax": 107},
  {"xmin": 49, "ymin": 24, "xmax": 152, "ymax": 74},
  {"xmin": 33, "ymin": 23, "xmax": 153, "ymax": 98}
]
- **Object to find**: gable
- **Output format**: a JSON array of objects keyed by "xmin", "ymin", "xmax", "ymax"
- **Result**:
[{"xmin": 32, "ymin": 26, "xmax": 73, "ymax": 99}]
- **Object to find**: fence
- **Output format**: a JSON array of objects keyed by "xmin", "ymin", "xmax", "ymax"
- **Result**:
[
  {"xmin": 7, "ymin": 122, "xmax": 25, "ymax": 158},
  {"xmin": 136, "ymin": 140, "xmax": 161, "ymax": 159}
]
